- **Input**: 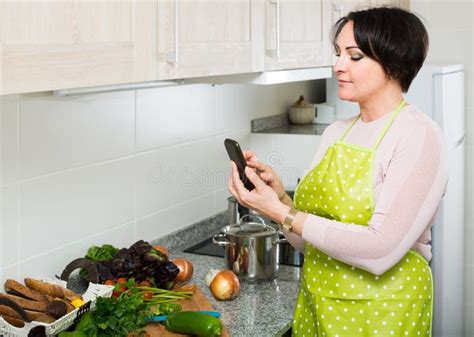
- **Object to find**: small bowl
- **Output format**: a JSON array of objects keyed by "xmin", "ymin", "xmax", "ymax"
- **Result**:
[{"xmin": 289, "ymin": 105, "xmax": 315, "ymax": 125}]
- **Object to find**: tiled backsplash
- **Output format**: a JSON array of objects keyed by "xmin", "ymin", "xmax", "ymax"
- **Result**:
[{"xmin": 0, "ymin": 80, "xmax": 324, "ymax": 283}]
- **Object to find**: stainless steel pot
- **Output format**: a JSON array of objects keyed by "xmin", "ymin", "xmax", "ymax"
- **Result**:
[{"xmin": 213, "ymin": 215, "xmax": 284, "ymax": 282}]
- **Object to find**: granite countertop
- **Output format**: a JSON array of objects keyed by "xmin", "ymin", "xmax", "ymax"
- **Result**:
[
  {"xmin": 250, "ymin": 112, "xmax": 328, "ymax": 136},
  {"xmin": 152, "ymin": 212, "xmax": 301, "ymax": 337},
  {"xmin": 255, "ymin": 123, "xmax": 328, "ymax": 136}
]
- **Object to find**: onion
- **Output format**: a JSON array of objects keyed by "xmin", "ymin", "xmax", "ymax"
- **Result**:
[
  {"xmin": 209, "ymin": 269, "xmax": 240, "ymax": 301},
  {"xmin": 171, "ymin": 258, "xmax": 194, "ymax": 282},
  {"xmin": 205, "ymin": 269, "xmax": 221, "ymax": 287}
]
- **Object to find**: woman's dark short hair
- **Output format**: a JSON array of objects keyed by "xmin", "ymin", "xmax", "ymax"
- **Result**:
[{"xmin": 332, "ymin": 7, "xmax": 429, "ymax": 92}]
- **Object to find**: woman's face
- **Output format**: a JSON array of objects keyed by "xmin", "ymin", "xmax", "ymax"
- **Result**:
[{"xmin": 333, "ymin": 21, "xmax": 391, "ymax": 103}]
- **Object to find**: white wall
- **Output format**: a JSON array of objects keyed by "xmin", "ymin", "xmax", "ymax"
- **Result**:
[
  {"xmin": 0, "ymin": 80, "xmax": 324, "ymax": 284},
  {"xmin": 410, "ymin": 1, "xmax": 473, "ymax": 336}
]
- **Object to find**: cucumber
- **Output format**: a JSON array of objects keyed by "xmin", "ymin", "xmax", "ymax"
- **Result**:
[{"xmin": 163, "ymin": 311, "xmax": 223, "ymax": 336}]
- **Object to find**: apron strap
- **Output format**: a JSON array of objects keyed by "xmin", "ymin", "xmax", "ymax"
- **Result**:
[
  {"xmin": 372, "ymin": 99, "xmax": 407, "ymax": 150},
  {"xmin": 339, "ymin": 115, "xmax": 360, "ymax": 141}
]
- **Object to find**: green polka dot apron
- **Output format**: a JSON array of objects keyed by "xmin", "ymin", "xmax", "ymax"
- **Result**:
[{"xmin": 292, "ymin": 100, "xmax": 433, "ymax": 337}]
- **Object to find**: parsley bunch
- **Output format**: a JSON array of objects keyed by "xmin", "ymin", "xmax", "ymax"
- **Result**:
[{"xmin": 84, "ymin": 288, "xmax": 150, "ymax": 337}]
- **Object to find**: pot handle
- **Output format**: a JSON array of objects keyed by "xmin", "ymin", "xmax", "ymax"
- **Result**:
[
  {"xmin": 239, "ymin": 214, "xmax": 266, "ymax": 225},
  {"xmin": 212, "ymin": 233, "xmax": 232, "ymax": 246},
  {"xmin": 273, "ymin": 237, "xmax": 288, "ymax": 246}
]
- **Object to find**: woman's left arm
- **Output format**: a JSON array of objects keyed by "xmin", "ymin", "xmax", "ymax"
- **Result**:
[{"xmin": 291, "ymin": 122, "xmax": 448, "ymax": 275}]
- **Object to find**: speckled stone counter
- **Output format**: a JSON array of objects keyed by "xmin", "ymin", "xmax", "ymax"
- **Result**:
[
  {"xmin": 255, "ymin": 123, "xmax": 328, "ymax": 136},
  {"xmin": 250, "ymin": 112, "xmax": 328, "ymax": 136},
  {"xmin": 152, "ymin": 212, "xmax": 301, "ymax": 337}
]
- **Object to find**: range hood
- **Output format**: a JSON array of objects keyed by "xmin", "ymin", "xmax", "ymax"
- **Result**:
[
  {"xmin": 184, "ymin": 67, "xmax": 333, "ymax": 85},
  {"xmin": 52, "ymin": 67, "xmax": 332, "ymax": 96}
]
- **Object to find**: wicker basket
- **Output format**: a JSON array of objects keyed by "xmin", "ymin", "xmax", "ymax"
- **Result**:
[{"xmin": 0, "ymin": 278, "xmax": 113, "ymax": 337}]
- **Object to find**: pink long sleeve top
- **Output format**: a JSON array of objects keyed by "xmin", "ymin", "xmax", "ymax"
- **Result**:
[{"xmin": 285, "ymin": 104, "xmax": 448, "ymax": 275}]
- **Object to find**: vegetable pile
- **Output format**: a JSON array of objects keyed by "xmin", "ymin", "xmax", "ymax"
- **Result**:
[
  {"xmin": 59, "ymin": 278, "xmax": 193, "ymax": 337},
  {"xmin": 84, "ymin": 240, "xmax": 179, "ymax": 290}
]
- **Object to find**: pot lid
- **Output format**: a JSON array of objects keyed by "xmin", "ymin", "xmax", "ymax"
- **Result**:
[{"xmin": 223, "ymin": 223, "xmax": 277, "ymax": 238}]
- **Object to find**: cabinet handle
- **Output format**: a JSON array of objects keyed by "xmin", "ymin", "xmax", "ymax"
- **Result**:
[
  {"xmin": 167, "ymin": 0, "xmax": 179, "ymax": 64},
  {"xmin": 269, "ymin": 0, "xmax": 280, "ymax": 58}
]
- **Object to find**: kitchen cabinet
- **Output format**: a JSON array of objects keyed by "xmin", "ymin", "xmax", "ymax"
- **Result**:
[
  {"xmin": 156, "ymin": 0, "xmax": 265, "ymax": 80},
  {"xmin": 332, "ymin": 0, "xmax": 409, "ymax": 23},
  {"xmin": 0, "ymin": 0, "xmax": 408, "ymax": 95},
  {"xmin": 330, "ymin": 0, "xmax": 409, "ymax": 63},
  {"xmin": 0, "ymin": 1, "xmax": 157, "ymax": 95},
  {"xmin": 264, "ymin": 0, "xmax": 333, "ymax": 70}
]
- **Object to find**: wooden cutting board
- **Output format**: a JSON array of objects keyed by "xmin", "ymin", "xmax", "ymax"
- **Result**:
[{"xmin": 144, "ymin": 286, "xmax": 230, "ymax": 337}]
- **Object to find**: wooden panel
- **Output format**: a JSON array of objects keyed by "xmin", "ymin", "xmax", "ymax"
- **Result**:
[
  {"xmin": 0, "ymin": 1, "xmax": 76, "ymax": 43},
  {"xmin": 265, "ymin": 0, "xmax": 332, "ymax": 70},
  {"xmin": 132, "ymin": 0, "xmax": 159, "ymax": 82},
  {"xmin": 280, "ymin": 0, "xmax": 322, "ymax": 41},
  {"xmin": 0, "ymin": 43, "xmax": 3, "ymax": 94},
  {"xmin": 180, "ymin": 0, "xmax": 250, "ymax": 42},
  {"xmin": 145, "ymin": 286, "xmax": 230, "ymax": 337},
  {"xmin": 0, "ymin": 0, "xmax": 157, "ymax": 94},
  {"xmin": 370, "ymin": 0, "xmax": 408, "ymax": 8},
  {"xmin": 2, "ymin": 43, "xmax": 134, "ymax": 94},
  {"xmin": 157, "ymin": 0, "xmax": 264, "ymax": 80},
  {"xmin": 77, "ymin": 1, "xmax": 132, "ymax": 42}
]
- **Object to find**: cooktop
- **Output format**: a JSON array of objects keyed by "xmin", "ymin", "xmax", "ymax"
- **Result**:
[{"xmin": 183, "ymin": 236, "xmax": 304, "ymax": 267}]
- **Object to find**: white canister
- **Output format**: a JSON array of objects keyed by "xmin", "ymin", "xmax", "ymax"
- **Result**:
[{"xmin": 313, "ymin": 103, "xmax": 335, "ymax": 124}]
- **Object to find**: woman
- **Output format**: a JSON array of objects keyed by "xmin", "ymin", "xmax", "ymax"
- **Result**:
[{"xmin": 228, "ymin": 6, "xmax": 447, "ymax": 337}]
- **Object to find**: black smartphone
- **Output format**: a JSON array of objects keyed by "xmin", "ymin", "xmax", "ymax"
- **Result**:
[{"xmin": 224, "ymin": 138, "xmax": 255, "ymax": 191}]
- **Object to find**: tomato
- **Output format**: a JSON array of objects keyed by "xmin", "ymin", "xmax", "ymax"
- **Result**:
[
  {"xmin": 139, "ymin": 280, "xmax": 152, "ymax": 287},
  {"xmin": 116, "ymin": 277, "xmax": 127, "ymax": 284},
  {"xmin": 153, "ymin": 245, "xmax": 169, "ymax": 257},
  {"xmin": 112, "ymin": 290, "xmax": 120, "ymax": 298},
  {"xmin": 143, "ymin": 291, "xmax": 153, "ymax": 300},
  {"xmin": 104, "ymin": 280, "xmax": 115, "ymax": 286},
  {"xmin": 113, "ymin": 283, "xmax": 127, "ymax": 296}
]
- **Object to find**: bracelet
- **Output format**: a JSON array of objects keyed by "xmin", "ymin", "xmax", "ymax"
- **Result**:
[{"xmin": 280, "ymin": 207, "xmax": 298, "ymax": 233}]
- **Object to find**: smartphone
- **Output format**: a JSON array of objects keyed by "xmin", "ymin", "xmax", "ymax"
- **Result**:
[{"xmin": 224, "ymin": 138, "xmax": 255, "ymax": 191}]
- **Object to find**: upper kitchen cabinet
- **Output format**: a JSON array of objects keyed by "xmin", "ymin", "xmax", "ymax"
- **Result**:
[
  {"xmin": 264, "ymin": 0, "xmax": 333, "ymax": 70},
  {"xmin": 330, "ymin": 0, "xmax": 408, "ymax": 63},
  {"xmin": 156, "ymin": 0, "xmax": 265, "ymax": 80},
  {"xmin": 369, "ymin": 0, "xmax": 409, "ymax": 8},
  {"xmin": 0, "ymin": 1, "xmax": 157, "ymax": 95},
  {"xmin": 332, "ymin": 0, "xmax": 409, "ymax": 22}
]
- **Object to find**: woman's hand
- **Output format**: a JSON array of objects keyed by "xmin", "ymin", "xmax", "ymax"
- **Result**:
[
  {"xmin": 228, "ymin": 161, "xmax": 289, "ymax": 224},
  {"xmin": 242, "ymin": 151, "xmax": 287, "ymax": 200}
]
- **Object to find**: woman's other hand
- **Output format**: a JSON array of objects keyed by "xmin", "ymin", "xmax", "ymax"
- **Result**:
[
  {"xmin": 242, "ymin": 150, "xmax": 258, "ymax": 162},
  {"xmin": 228, "ymin": 161, "xmax": 288, "ymax": 223},
  {"xmin": 243, "ymin": 151, "xmax": 286, "ymax": 200}
]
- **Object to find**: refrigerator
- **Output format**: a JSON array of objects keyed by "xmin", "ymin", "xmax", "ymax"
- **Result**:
[
  {"xmin": 405, "ymin": 64, "xmax": 465, "ymax": 337},
  {"xmin": 326, "ymin": 64, "xmax": 466, "ymax": 337}
]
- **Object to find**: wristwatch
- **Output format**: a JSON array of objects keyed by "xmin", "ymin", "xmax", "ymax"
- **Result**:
[{"xmin": 280, "ymin": 207, "xmax": 298, "ymax": 233}]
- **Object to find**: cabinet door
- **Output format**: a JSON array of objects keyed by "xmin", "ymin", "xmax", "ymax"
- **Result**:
[
  {"xmin": 0, "ymin": 1, "xmax": 157, "ymax": 95},
  {"xmin": 330, "ymin": 0, "xmax": 408, "ymax": 64},
  {"xmin": 157, "ymin": 0, "xmax": 264, "ymax": 80},
  {"xmin": 370, "ymin": 0, "xmax": 409, "ymax": 8},
  {"xmin": 332, "ymin": 0, "xmax": 369, "ymax": 22},
  {"xmin": 332, "ymin": 0, "xmax": 408, "ymax": 26},
  {"xmin": 265, "ymin": 0, "xmax": 332, "ymax": 70}
]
